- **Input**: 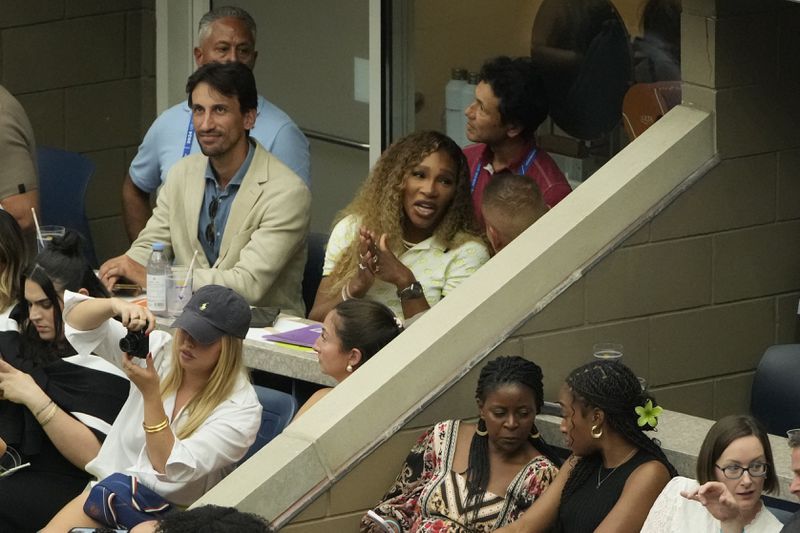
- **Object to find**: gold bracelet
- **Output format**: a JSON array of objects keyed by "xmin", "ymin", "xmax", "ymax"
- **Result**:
[
  {"xmin": 142, "ymin": 418, "xmax": 170, "ymax": 433},
  {"xmin": 39, "ymin": 403, "xmax": 59, "ymax": 427},
  {"xmin": 34, "ymin": 399, "xmax": 54, "ymax": 418}
]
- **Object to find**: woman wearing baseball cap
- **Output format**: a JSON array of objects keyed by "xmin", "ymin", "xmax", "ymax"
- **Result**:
[{"xmin": 42, "ymin": 285, "xmax": 262, "ymax": 532}]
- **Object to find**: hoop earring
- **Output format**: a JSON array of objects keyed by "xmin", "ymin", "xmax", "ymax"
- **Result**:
[
  {"xmin": 591, "ymin": 424, "xmax": 603, "ymax": 439},
  {"xmin": 475, "ymin": 418, "xmax": 488, "ymax": 437},
  {"xmin": 530, "ymin": 424, "xmax": 541, "ymax": 440},
  {"xmin": 346, "ymin": 364, "xmax": 354, "ymax": 373}
]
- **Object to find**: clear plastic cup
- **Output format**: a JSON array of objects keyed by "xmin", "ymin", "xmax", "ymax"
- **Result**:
[
  {"xmin": 37, "ymin": 225, "xmax": 65, "ymax": 253},
  {"xmin": 166, "ymin": 266, "xmax": 193, "ymax": 317},
  {"xmin": 592, "ymin": 342, "xmax": 623, "ymax": 361}
]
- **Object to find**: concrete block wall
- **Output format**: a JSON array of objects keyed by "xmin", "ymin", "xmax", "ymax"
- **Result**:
[{"xmin": 1, "ymin": 1, "xmax": 156, "ymax": 262}]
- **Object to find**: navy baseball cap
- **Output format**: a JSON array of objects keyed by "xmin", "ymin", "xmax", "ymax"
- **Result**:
[{"xmin": 171, "ymin": 285, "xmax": 251, "ymax": 344}]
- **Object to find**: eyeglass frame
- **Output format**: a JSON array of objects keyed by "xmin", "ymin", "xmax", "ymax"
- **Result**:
[
  {"xmin": 204, "ymin": 195, "xmax": 220, "ymax": 248},
  {"xmin": 714, "ymin": 462, "xmax": 769, "ymax": 480}
]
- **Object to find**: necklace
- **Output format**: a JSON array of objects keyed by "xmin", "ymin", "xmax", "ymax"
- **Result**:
[
  {"xmin": 596, "ymin": 448, "xmax": 638, "ymax": 489},
  {"xmin": 402, "ymin": 238, "xmax": 415, "ymax": 250}
]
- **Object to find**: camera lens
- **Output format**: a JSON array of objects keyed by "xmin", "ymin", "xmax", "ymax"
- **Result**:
[{"xmin": 119, "ymin": 329, "xmax": 149, "ymax": 358}]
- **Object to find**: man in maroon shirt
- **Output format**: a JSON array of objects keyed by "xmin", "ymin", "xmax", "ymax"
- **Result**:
[{"xmin": 463, "ymin": 56, "xmax": 571, "ymax": 226}]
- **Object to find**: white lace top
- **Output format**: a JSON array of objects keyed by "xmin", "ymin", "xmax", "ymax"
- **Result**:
[{"xmin": 641, "ymin": 476, "xmax": 783, "ymax": 533}]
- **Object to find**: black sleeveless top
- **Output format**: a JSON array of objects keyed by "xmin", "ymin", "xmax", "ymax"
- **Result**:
[{"xmin": 555, "ymin": 449, "xmax": 656, "ymax": 533}]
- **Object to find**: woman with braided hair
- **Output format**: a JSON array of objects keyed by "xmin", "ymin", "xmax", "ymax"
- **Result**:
[
  {"xmin": 496, "ymin": 359, "xmax": 676, "ymax": 533},
  {"xmin": 361, "ymin": 356, "xmax": 561, "ymax": 532}
]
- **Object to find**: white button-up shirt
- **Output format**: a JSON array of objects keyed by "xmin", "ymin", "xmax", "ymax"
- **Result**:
[{"xmin": 63, "ymin": 291, "xmax": 262, "ymax": 506}]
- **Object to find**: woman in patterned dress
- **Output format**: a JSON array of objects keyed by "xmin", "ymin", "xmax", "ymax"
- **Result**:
[{"xmin": 361, "ymin": 356, "xmax": 561, "ymax": 532}]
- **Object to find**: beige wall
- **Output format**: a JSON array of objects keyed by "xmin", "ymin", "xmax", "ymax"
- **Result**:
[
  {"xmin": 278, "ymin": 0, "xmax": 800, "ymax": 530},
  {"xmin": 2, "ymin": 1, "xmax": 156, "ymax": 262},
  {"xmin": 227, "ymin": 0, "xmax": 372, "ymax": 233}
]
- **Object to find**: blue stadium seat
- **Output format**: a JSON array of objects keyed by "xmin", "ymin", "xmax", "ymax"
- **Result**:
[
  {"xmin": 239, "ymin": 385, "xmax": 298, "ymax": 464},
  {"xmin": 36, "ymin": 146, "xmax": 99, "ymax": 267}
]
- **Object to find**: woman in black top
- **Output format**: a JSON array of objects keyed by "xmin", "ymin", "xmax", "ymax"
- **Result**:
[
  {"xmin": 0, "ymin": 232, "xmax": 129, "ymax": 532},
  {"xmin": 497, "ymin": 360, "xmax": 676, "ymax": 533}
]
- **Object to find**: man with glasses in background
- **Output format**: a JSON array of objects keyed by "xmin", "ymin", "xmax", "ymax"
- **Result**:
[
  {"xmin": 100, "ymin": 61, "xmax": 310, "ymax": 316},
  {"xmin": 463, "ymin": 56, "xmax": 571, "ymax": 227}
]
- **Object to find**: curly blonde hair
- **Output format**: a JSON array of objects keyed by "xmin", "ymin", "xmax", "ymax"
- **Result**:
[{"xmin": 327, "ymin": 131, "xmax": 480, "ymax": 291}]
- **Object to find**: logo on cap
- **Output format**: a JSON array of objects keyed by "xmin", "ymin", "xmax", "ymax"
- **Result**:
[{"xmin": 200, "ymin": 303, "xmax": 208, "ymax": 311}]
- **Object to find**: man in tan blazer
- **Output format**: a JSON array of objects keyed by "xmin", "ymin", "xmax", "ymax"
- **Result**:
[{"xmin": 101, "ymin": 62, "xmax": 310, "ymax": 316}]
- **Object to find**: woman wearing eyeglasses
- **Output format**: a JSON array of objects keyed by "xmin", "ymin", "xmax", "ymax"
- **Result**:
[{"xmin": 641, "ymin": 415, "xmax": 783, "ymax": 532}]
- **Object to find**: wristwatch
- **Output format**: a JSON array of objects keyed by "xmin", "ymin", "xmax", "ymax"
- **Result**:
[{"xmin": 397, "ymin": 281, "xmax": 424, "ymax": 301}]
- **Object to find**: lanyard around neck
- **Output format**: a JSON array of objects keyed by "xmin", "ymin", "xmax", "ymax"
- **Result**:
[
  {"xmin": 183, "ymin": 116, "xmax": 195, "ymax": 157},
  {"xmin": 470, "ymin": 145, "xmax": 539, "ymax": 192}
]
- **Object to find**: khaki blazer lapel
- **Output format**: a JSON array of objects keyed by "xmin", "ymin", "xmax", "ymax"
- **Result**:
[
  {"xmin": 216, "ymin": 144, "xmax": 268, "ymax": 266},
  {"xmin": 183, "ymin": 156, "xmax": 210, "ymax": 268}
]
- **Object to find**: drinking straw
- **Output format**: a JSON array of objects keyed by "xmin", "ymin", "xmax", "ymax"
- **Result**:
[
  {"xmin": 31, "ymin": 208, "xmax": 45, "ymax": 249},
  {"xmin": 179, "ymin": 250, "xmax": 199, "ymax": 300}
]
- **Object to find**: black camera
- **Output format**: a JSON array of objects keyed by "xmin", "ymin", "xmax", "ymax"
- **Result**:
[{"xmin": 119, "ymin": 327, "xmax": 149, "ymax": 358}]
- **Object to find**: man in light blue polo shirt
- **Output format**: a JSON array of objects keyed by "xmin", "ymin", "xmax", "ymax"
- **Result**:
[{"xmin": 122, "ymin": 5, "xmax": 310, "ymax": 241}]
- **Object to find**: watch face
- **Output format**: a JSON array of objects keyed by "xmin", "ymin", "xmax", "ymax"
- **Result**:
[{"xmin": 399, "ymin": 281, "xmax": 424, "ymax": 301}]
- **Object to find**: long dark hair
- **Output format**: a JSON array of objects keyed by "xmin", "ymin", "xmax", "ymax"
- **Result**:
[
  {"xmin": 19, "ymin": 230, "xmax": 109, "ymax": 365},
  {"xmin": 559, "ymin": 360, "xmax": 677, "ymax": 507},
  {"xmin": 466, "ymin": 356, "xmax": 563, "ymax": 517}
]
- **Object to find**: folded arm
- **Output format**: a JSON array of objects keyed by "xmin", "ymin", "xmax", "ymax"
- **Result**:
[
  {"xmin": 0, "ymin": 358, "xmax": 101, "ymax": 468},
  {"xmin": 132, "ymin": 393, "xmax": 261, "ymax": 483}
]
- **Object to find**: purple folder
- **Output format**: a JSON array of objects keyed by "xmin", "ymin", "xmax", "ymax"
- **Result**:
[{"xmin": 263, "ymin": 324, "xmax": 322, "ymax": 348}]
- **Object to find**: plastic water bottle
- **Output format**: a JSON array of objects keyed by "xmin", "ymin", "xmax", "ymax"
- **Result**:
[
  {"xmin": 146, "ymin": 242, "xmax": 168, "ymax": 316},
  {"xmin": 445, "ymin": 68, "xmax": 467, "ymax": 144}
]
